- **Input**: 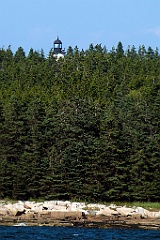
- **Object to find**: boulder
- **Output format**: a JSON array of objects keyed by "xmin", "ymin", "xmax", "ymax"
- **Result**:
[
  {"xmin": 24, "ymin": 203, "xmax": 31, "ymax": 209},
  {"xmin": 0, "ymin": 209, "xmax": 8, "ymax": 216},
  {"xmin": 8, "ymin": 208, "xmax": 18, "ymax": 216},
  {"xmin": 32, "ymin": 204, "xmax": 43, "ymax": 213},
  {"xmin": 14, "ymin": 203, "xmax": 25, "ymax": 212},
  {"xmin": 87, "ymin": 210, "xmax": 97, "ymax": 216},
  {"xmin": 136, "ymin": 207, "xmax": 146, "ymax": 218},
  {"xmin": 97, "ymin": 207, "xmax": 118, "ymax": 216},
  {"xmin": 142, "ymin": 209, "xmax": 160, "ymax": 218},
  {"xmin": 116, "ymin": 207, "xmax": 136, "ymax": 216},
  {"xmin": 152, "ymin": 212, "xmax": 160, "ymax": 218},
  {"xmin": 3, "ymin": 202, "xmax": 25, "ymax": 216},
  {"xmin": 43, "ymin": 201, "xmax": 56, "ymax": 210},
  {"xmin": 24, "ymin": 201, "xmax": 35, "ymax": 209}
]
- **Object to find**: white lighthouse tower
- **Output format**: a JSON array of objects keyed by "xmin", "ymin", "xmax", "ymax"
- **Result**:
[{"xmin": 53, "ymin": 37, "xmax": 65, "ymax": 59}]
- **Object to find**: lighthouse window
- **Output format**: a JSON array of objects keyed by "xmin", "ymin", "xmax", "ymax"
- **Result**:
[{"xmin": 55, "ymin": 43, "xmax": 61, "ymax": 48}]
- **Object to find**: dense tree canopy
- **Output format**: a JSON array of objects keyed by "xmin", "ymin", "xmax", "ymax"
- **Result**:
[{"xmin": 0, "ymin": 42, "xmax": 159, "ymax": 202}]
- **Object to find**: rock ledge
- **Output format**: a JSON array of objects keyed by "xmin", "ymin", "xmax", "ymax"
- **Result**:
[{"xmin": 0, "ymin": 201, "xmax": 160, "ymax": 230}]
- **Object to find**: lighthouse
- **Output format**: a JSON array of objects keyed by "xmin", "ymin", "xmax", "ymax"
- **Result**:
[{"xmin": 53, "ymin": 37, "xmax": 65, "ymax": 59}]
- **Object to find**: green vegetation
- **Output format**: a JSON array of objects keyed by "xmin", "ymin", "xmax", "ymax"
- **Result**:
[
  {"xmin": 113, "ymin": 201, "xmax": 160, "ymax": 211},
  {"xmin": 0, "ymin": 42, "xmax": 159, "ymax": 202}
]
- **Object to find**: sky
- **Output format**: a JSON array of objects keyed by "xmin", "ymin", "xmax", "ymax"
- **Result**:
[{"xmin": 1, "ymin": 0, "xmax": 160, "ymax": 55}]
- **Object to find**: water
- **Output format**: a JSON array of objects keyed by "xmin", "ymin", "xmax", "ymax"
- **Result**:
[{"xmin": 0, "ymin": 226, "xmax": 160, "ymax": 240}]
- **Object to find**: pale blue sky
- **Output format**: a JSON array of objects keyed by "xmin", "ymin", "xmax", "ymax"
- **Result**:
[{"xmin": 1, "ymin": 0, "xmax": 160, "ymax": 55}]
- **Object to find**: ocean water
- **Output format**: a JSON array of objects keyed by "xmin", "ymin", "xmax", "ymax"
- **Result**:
[{"xmin": 0, "ymin": 226, "xmax": 160, "ymax": 240}]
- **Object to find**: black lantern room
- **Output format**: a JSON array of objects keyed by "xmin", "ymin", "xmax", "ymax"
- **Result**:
[{"xmin": 54, "ymin": 37, "xmax": 63, "ymax": 54}]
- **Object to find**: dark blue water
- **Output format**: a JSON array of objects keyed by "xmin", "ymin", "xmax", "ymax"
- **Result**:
[{"xmin": 0, "ymin": 226, "xmax": 160, "ymax": 240}]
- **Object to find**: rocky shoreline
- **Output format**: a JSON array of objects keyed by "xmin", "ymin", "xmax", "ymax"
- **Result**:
[{"xmin": 0, "ymin": 200, "xmax": 160, "ymax": 230}]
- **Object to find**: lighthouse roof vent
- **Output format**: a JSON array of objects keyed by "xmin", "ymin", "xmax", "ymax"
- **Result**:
[{"xmin": 54, "ymin": 37, "xmax": 62, "ymax": 44}]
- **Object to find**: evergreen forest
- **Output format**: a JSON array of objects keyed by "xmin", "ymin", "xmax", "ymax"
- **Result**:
[{"xmin": 0, "ymin": 42, "xmax": 160, "ymax": 202}]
